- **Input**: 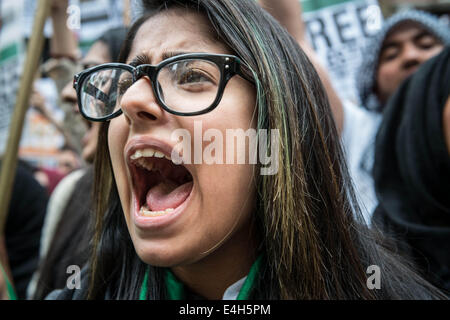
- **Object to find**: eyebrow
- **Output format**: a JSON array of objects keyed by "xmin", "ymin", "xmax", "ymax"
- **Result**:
[
  {"xmin": 129, "ymin": 51, "xmax": 193, "ymax": 67},
  {"xmin": 161, "ymin": 51, "xmax": 190, "ymax": 60},
  {"xmin": 129, "ymin": 54, "xmax": 151, "ymax": 67}
]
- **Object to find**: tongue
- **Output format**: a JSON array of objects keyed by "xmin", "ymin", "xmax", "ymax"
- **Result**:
[{"xmin": 146, "ymin": 180, "xmax": 193, "ymax": 211}]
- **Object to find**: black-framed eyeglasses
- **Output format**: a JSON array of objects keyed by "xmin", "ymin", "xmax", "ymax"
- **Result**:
[{"xmin": 73, "ymin": 53, "xmax": 254, "ymax": 121}]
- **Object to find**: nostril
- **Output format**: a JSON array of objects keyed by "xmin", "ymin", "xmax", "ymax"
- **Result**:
[
  {"xmin": 403, "ymin": 59, "xmax": 420, "ymax": 71},
  {"xmin": 138, "ymin": 111, "xmax": 157, "ymax": 121}
]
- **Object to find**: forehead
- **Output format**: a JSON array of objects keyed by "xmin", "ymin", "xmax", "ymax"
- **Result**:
[
  {"xmin": 383, "ymin": 21, "xmax": 434, "ymax": 44},
  {"xmin": 128, "ymin": 8, "xmax": 229, "ymax": 63}
]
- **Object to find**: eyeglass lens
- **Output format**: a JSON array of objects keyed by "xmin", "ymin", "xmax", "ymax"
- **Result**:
[{"xmin": 79, "ymin": 59, "xmax": 222, "ymax": 118}]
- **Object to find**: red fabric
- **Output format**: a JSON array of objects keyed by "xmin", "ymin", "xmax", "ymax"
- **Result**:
[{"xmin": 39, "ymin": 168, "xmax": 66, "ymax": 195}]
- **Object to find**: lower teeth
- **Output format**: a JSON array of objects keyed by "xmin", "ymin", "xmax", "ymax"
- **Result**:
[{"xmin": 140, "ymin": 205, "xmax": 174, "ymax": 217}]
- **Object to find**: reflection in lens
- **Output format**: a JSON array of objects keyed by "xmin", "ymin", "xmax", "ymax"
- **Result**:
[
  {"xmin": 158, "ymin": 59, "xmax": 220, "ymax": 113},
  {"xmin": 80, "ymin": 67, "xmax": 133, "ymax": 118}
]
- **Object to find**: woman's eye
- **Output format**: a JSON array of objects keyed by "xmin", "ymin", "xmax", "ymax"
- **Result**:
[
  {"xmin": 178, "ymin": 69, "xmax": 213, "ymax": 85},
  {"xmin": 118, "ymin": 78, "xmax": 132, "ymax": 94}
]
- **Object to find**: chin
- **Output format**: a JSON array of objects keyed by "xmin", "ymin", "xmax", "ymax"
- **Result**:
[{"xmin": 133, "ymin": 239, "xmax": 201, "ymax": 267}]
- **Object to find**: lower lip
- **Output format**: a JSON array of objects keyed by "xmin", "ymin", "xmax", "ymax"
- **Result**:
[{"xmin": 132, "ymin": 183, "xmax": 194, "ymax": 230}]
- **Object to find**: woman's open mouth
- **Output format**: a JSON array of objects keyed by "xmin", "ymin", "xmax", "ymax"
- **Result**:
[{"xmin": 128, "ymin": 147, "xmax": 193, "ymax": 217}]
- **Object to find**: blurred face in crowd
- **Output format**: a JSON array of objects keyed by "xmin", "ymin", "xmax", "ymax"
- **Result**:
[
  {"xmin": 58, "ymin": 149, "xmax": 81, "ymax": 175},
  {"xmin": 107, "ymin": 9, "xmax": 258, "ymax": 275},
  {"xmin": 61, "ymin": 41, "xmax": 111, "ymax": 163},
  {"xmin": 376, "ymin": 22, "xmax": 444, "ymax": 104}
]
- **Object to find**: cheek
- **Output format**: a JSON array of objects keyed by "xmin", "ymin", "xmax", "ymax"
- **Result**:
[
  {"xmin": 423, "ymin": 45, "xmax": 444, "ymax": 61},
  {"xmin": 184, "ymin": 82, "xmax": 257, "ymax": 244},
  {"xmin": 377, "ymin": 62, "xmax": 397, "ymax": 83},
  {"xmin": 108, "ymin": 119, "xmax": 131, "ymax": 208},
  {"xmin": 200, "ymin": 164, "xmax": 256, "ymax": 215},
  {"xmin": 376, "ymin": 62, "xmax": 402, "ymax": 98},
  {"xmin": 222, "ymin": 79, "xmax": 257, "ymax": 127}
]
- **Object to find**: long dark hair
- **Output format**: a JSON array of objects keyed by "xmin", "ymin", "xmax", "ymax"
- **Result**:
[
  {"xmin": 88, "ymin": 0, "xmax": 445, "ymax": 299},
  {"xmin": 31, "ymin": 26, "xmax": 129, "ymax": 300}
]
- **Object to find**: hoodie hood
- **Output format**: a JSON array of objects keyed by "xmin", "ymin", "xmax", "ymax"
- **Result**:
[{"xmin": 356, "ymin": 9, "xmax": 450, "ymax": 112}]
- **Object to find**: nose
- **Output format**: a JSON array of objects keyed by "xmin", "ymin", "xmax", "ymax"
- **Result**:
[
  {"xmin": 119, "ymin": 77, "xmax": 165, "ymax": 128},
  {"xmin": 400, "ymin": 43, "xmax": 423, "ymax": 70}
]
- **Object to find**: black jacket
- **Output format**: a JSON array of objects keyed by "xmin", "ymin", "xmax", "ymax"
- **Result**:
[{"xmin": 372, "ymin": 47, "xmax": 450, "ymax": 293}]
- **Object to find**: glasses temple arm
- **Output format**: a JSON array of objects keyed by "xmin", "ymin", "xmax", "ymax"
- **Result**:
[{"xmin": 236, "ymin": 62, "xmax": 256, "ymax": 84}]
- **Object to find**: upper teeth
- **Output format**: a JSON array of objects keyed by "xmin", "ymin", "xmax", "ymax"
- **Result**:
[{"xmin": 130, "ymin": 148, "xmax": 171, "ymax": 161}]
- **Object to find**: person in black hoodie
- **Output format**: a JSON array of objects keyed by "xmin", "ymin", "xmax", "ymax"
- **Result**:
[
  {"xmin": 1, "ymin": 160, "xmax": 48, "ymax": 299},
  {"xmin": 372, "ymin": 46, "xmax": 450, "ymax": 294}
]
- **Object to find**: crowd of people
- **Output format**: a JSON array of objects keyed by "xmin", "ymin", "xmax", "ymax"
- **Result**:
[{"xmin": 0, "ymin": 0, "xmax": 449, "ymax": 300}]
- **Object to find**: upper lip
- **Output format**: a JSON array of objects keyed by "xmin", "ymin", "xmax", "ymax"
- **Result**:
[{"xmin": 125, "ymin": 135, "xmax": 178, "ymax": 165}]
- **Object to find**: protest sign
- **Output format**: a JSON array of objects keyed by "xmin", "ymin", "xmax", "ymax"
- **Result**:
[
  {"xmin": 301, "ymin": 0, "xmax": 383, "ymax": 103},
  {"xmin": 0, "ymin": 0, "xmax": 26, "ymax": 154},
  {"xmin": 19, "ymin": 79, "xmax": 65, "ymax": 168},
  {"xmin": 0, "ymin": 0, "xmax": 50, "ymax": 236},
  {"xmin": 24, "ymin": 0, "xmax": 127, "ymax": 53}
]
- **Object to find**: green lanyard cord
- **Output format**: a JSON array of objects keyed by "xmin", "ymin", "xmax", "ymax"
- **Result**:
[
  {"xmin": 236, "ymin": 255, "xmax": 262, "ymax": 300},
  {"xmin": 139, "ymin": 269, "xmax": 149, "ymax": 300},
  {"xmin": 140, "ymin": 255, "xmax": 262, "ymax": 300},
  {"xmin": 0, "ymin": 262, "xmax": 17, "ymax": 300},
  {"xmin": 164, "ymin": 269, "xmax": 186, "ymax": 299}
]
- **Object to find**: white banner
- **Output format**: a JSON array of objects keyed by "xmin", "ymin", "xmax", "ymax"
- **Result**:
[{"xmin": 23, "ymin": 0, "xmax": 138, "ymax": 52}]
